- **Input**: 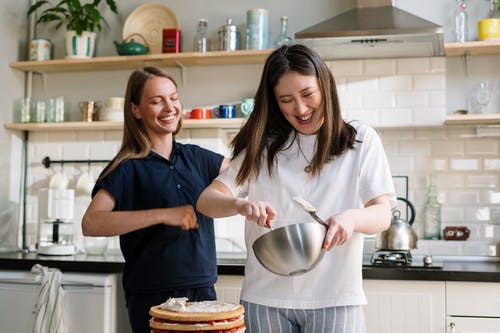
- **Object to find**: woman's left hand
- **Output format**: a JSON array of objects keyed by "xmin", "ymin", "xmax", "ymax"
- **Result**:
[{"xmin": 322, "ymin": 213, "xmax": 355, "ymax": 250}]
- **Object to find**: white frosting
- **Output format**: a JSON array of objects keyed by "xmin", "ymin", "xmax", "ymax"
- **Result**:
[
  {"xmin": 160, "ymin": 297, "xmax": 188, "ymax": 312},
  {"xmin": 160, "ymin": 298, "xmax": 239, "ymax": 313}
]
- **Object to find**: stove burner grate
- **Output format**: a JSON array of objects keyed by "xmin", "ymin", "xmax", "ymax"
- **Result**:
[{"xmin": 370, "ymin": 250, "xmax": 412, "ymax": 265}]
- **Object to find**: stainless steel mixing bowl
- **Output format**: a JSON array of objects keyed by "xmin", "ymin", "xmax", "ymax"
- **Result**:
[{"xmin": 252, "ymin": 222, "xmax": 326, "ymax": 277}]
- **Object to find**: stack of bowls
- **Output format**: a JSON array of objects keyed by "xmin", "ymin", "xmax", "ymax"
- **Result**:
[{"xmin": 100, "ymin": 97, "xmax": 124, "ymax": 121}]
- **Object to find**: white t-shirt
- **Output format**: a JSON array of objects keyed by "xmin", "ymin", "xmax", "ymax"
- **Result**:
[{"xmin": 216, "ymin": 122, "xmax": 395, "ymax": 309}]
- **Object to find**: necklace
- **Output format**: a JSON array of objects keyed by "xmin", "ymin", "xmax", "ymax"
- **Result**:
[{"xmin": 297, "ymin": 139, "xmax": 312, "ymax": 173}]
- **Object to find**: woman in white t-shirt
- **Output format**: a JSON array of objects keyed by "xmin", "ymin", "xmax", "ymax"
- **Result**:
[{"xmin": 197, "ymin": 44, "xmax": 395, "ymax": 333}]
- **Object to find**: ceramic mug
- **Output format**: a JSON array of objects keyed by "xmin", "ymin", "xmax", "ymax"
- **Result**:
[
  {"xmin": 185, "ymin": 108, "xmax": 211, "ymax": 119},
  {"xmin": 213, "ymin": 104, "xmax": 236, "ymax": 118},
  {"xmin": 240, "ymin": 98, "xmax": 255, "ymax": 117}
]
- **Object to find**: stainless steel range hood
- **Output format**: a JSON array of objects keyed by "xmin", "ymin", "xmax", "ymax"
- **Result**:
[{"xmin": 295, "ymin": 0, "xmax": 444, "ymax": 59}]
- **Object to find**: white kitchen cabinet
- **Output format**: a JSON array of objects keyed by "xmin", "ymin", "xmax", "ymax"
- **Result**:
[
  {"xmin": 446, "ymin": 281, "xmax": 500, "ymax": 333},
  {"xmin": 446, "ymin": 317, "xmax": 500, "ymax": 333},
  {"xmin": 363, "ymin": 279, "xmax": 446, "ymax": 333}
]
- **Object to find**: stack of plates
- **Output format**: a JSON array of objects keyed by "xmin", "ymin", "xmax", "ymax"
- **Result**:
[{"xmin": 100, "ymin": 107, "xmax": 123, "ymax": 121}]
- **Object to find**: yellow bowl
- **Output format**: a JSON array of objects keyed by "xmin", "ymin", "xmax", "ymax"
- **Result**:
[{"xmin": 478, "ymin": 19, "xmax": 500, "ymax": 41}]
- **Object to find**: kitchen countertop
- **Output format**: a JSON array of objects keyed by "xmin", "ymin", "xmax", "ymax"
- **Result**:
[{"xmin": 1, "ymin": 252, "xmax": 500, "ymax": 282}]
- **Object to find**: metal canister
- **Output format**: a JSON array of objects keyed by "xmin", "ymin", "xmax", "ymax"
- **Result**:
[
  {"xmin": 218, "ymin": 18, "xmax": 240, "ymax": 51},
  {"xmin": 246, "ymin": 9, "xmax": 268, "ymax": 50},
  {"xmin": 30, "ymin": 38, "xmax": 51, "ymax": 61}
]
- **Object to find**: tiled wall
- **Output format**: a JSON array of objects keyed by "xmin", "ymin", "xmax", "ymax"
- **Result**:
[{"xmin": 22, "ymin": 57, "xmax": 500, "ymax": 257}]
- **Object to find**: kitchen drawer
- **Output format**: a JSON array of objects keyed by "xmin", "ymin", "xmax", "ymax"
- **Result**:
[
  {"xmin": 446, "ymin": 281, "xmax": 500, "ymax": 317},
  {"xmin": 446, "ymin": 316, "xmax": 500, "ymax": 333}
]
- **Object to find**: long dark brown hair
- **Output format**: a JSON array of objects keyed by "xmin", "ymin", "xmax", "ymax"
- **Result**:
[
  {"xmin": 98, "ymin": 66, "xmax": 182, "ymax": 180},
  {"xmin": 231, "ymin": 44, "xmax": 357, "ymax": 185}
]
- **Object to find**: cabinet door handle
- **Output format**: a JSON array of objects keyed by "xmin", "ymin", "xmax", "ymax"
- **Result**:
[{"xmin": 449, "ymin": 321, "xmax": 455, "ymax": 333}]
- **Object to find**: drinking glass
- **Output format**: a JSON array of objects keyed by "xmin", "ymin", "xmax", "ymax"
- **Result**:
[{"xmin": 474, "ymin": 80, "xmax": 493, "ymax": 114}]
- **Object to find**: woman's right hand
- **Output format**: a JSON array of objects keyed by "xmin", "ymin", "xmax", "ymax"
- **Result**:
[
  {"xmin": 165, "ymin": 205, "xmax": 198, "ymax": 230},
  {"xmin": 234, "ymin": 198, "xmax": 276, "ymax": 228}
]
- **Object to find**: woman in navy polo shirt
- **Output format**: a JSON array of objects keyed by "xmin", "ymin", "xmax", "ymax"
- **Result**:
[{"xmin": 82, "ymin": 66, "xmax": 229, "ymax": 333}]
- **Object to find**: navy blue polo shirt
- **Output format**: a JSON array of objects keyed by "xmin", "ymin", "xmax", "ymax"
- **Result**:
[{"xmin": 93, "ymin": 141, "xmax": 224, "ymax": 294}]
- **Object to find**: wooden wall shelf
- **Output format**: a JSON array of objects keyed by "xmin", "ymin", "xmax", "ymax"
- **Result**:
[
  {"xmin": 444, "ymin": 41, "xmax": 500, "ymax": 57},
  {"xmin": 9, "ymin": 50, "xmax": 273, "ymax": 73},
  {"xmin": 4, "ymin": 118, "xmax": 246, "ymax": 132},
  {"xmin": 444, "ymin": 113, "xmax": 500, "ymax": 125}
]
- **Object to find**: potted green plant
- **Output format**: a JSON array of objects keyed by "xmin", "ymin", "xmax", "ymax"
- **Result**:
[{"xmin": 27, "ymin": 0, "xmax": 118, "ymax": 59}]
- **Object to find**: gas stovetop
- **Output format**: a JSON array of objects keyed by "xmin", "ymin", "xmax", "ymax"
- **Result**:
[{"xmin": 364, "ymin": 250, "xmax": 443, "ymax": 269}]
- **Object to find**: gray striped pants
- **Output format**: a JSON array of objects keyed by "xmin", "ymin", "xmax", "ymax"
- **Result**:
[{"xmin": 241, "ymin": 301, "xmax": 366, "ymax": 333}]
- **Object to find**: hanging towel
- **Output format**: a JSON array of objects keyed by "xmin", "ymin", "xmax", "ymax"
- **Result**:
[{"xmin": 31, "ymin": 264, "xmax": 67, "ymax": 333}]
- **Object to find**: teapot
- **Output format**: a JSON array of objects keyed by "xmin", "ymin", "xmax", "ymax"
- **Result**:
[
  {"xmin": 114, "ymin": 34, "xmax": 149, "ymax": 56},
  {"xmin": 375, "ymin": 197, "xmax": 417, "ymax": 251}
]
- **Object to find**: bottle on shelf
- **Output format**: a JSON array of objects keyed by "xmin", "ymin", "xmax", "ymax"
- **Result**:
[
  {"xmin": 194, "ymin": 19, "xmax": 210, "ymax": 52},
  {"xmin": 273, "ymin": 16, "xmax": 293, "ymax": 47},
  {"xmin": 423, "ymin": 175, "xmax": 442, "ymax": 240},
  {"xmin": 453, "ymin": 0, "xmax": 468, "ymax": 43}
]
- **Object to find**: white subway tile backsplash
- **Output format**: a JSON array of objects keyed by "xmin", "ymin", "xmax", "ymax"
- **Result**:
[
  {"xmin": 444, "ymin": 191, "xmax": 480, "ymax": 205},
  {"xmin": 450, "ymin": 159, "xmax": 480, "ymax": 171},
  {"xmin": 338, "ymin": 91, "xmax": 363, "ymax": 109},
  {"xmin": 362, "ymin": 92, "xmax": 395, "ymax": 108},
  {"xmin": 378, "ymin": 75, "xmax": 412, "ymax": 91},
  {"xmin": 441, "ymin": 206, "xmax": 464, "ymax": 222},
  {"xmin": 438, "ymin": 174, "xmax": 466, "ymax": 188},
  {"xmin": 464, "ymin": 207, "xmax": 490, "ymax": 221},
  {"xmin": 329, "ymin": 60, "xmax": 363, "ymax": 76},
  {"xmin": 430, "ymin": 57, "xmax": 446, "ymax": 73},
  {"xmin": 396, "ymin": 91, "xmax": 429, "ymax": 107},
  {"xmin": 346, "ymin": 76, "xmax": 378, "ymax": 91},
  {"xmin": 363, "ymin": 59, "xmax": 396, "ymax": 75},
  {"xmin": 413, "ymin": 74, "xmax": 446, "ymax": 90},
  {"xmin": 398, "ymin": 141, "xmax": 431, "ymax": 156},
  {"xmin": 465, "ymin": 140, "xmax": 498, "ymax": 155},
  {"xmin": 484, "ymin": 158, "xmax": 500, "ymax": 170},
  {"xmin": 466, "ymin": 174, "xmax": 498, "ymax": 188},
  {"xmin": 378, "ymin": 108, "xmax": 413, "ymax": 126},
  {"xmin": 429, "ymin": 91, "xmax": 446, "ymax": 107},
  {"xmin": 413, "ymin": 107, "xmax": 445, "ymax": 125},
  {"xmin": 484, "ymin": 190, "xmax": 500, "ymax": 204},
  {"xmin": 396, "ymin": 58, "xmax": 430, "ymax": 74},
  {"xmin": 387, "ymin": 156, "xmax": 415, "ymax": 173},
  {"xmin": 431, "ymin": 141, "xmax": 465, "ymax": 156}
]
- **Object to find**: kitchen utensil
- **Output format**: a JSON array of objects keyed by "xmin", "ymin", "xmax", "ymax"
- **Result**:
[
  {"xmin": 292, "ymin": 196, "xmax": 328, "ymax": 227},
  {"xmin": 114, "ymin": 34, "xmax": 149, "ymax": 55},
  {"xmin": 252, "ymin": 222, "xmax": 326, "ymax": 276},
  {"xmin": 375, "ymin": 197, "xmax": 417, "ymax": 251},
  {"xmin": 122, "ymin": 3, "xmax": 179, "ymax": 54}
]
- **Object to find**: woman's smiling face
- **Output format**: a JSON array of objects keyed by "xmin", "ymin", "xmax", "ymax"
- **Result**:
[
  {"xmin": 274, "ymin": 71, "xmax": 324, "ymax": 135},
  {"xmin": 131, "ymin": 76, "xmax": 182, "ymax": 137}
]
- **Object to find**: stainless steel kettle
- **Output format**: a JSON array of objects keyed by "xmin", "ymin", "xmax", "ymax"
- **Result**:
[{"xmin": 375, "ymin": 197, "xmax": 417, "ymax": 250}]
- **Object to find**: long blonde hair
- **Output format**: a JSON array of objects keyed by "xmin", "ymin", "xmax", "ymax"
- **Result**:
[{"xmin": 98, "ymin": 67, "xmax": 182, "ymax": 180}]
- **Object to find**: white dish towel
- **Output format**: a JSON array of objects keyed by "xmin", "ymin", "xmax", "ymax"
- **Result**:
[{"xmin": 31, "ymin": 264, "xmax": 67, "ymax": 333}]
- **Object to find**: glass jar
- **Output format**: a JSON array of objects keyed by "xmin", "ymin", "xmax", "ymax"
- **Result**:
[
  {"xmin": 194, "ymin": 19, "xmax": 209, "ymax": 52},
  {"xmin": 273, "ymin": 16, "xmax": 293, "ymax": 47},
  {"xmin": 423, "ymin": 175, "xmax": 442, "ymax": 240}
]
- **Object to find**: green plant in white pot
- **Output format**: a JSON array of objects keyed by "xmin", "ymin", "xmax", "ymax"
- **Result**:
[{"xmin": 27, "ymin": 0, "xmax": 118, "ymax": 59}]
